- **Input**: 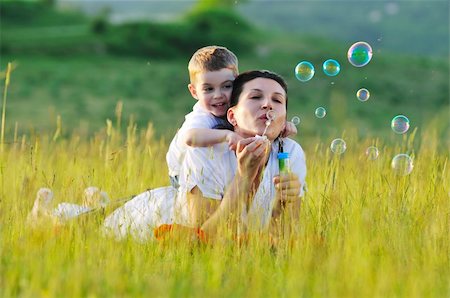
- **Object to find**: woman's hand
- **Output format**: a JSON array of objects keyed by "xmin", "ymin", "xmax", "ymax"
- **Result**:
[
  {"xmin": 236, "ymin": 137, "xmax": 270, "ymax": 182},
  {"xmin": 273, "ymin": 172, "xmax": 301, "ymax": 206},
  {"xmin": 271, "ymin": 172, "xmax": 302, "ymax": 239}
]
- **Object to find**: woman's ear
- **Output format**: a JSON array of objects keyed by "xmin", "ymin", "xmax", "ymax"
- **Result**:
[
  {"xmin": 188, "ymin": 84, "xmax": 198, "ymax": 100},
  {"xmin": 227, "ymin": 108, "xmax": 237, "ymax": 126}
]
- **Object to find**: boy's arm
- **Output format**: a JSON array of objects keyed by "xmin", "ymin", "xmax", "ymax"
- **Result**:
[{"xmin": 183, "ymin": 128, "xmax": 242, "ymax": 149}]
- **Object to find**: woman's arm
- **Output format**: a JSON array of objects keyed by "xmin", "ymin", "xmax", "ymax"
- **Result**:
[
  {"xmin": 187, "ymin": 173, "xmax": 252, "ymax": 236},
  {"xmin": 187, "ymin": 137, "xmax": 270, "ymax": 239}
]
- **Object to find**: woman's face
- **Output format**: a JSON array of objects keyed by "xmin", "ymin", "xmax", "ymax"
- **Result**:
[{"xmin": 228, "ymin": 78, "xmax": 287, "ymax": 140}]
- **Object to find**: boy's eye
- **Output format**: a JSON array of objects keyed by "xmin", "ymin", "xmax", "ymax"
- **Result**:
[
  {"xmin": 203, "ymin": 87, "xmax": 213, "ymax": 92},
  {"xmin": 223, "ymin": 84, "xmax": 232, "ymax": 89}
]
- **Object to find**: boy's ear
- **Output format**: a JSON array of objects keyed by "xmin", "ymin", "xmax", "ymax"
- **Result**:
[
  {"xmin": 188, "ymin": 84, "xmax": 198, "ymax": 100},
  {"xmin": 227, "ymin": 107, "xmax": 237, "ymax": 126}
]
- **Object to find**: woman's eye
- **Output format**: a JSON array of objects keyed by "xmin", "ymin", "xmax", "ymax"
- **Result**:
[
  {"xmin": 273, "ymin": 97, "xmax": 284, "ymax": 103},
  {"xmin": 223, "ymin": 85, "xmax": 232, "ymax": 89}
]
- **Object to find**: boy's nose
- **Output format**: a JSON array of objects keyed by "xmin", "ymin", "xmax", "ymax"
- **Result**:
[{"xmin": 213, "ymin": 89, "xmax": 223, "ymax": 98}]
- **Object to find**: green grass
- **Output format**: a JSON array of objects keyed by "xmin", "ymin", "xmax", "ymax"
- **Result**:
[{"xmin": 0, "ymin": 121, "xmax": 448, "ymax": 297}]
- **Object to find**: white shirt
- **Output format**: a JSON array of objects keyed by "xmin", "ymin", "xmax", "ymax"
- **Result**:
[
  {"xmin": 177, "ymin": 138, "xmax": 307, "ymax": 229},
  {"xmin": 166, "ymin": 102, "xmax": 227, "ymax": 178}
]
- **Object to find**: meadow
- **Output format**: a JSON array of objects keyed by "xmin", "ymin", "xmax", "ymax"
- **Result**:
[
  {"xmin": 0, "ymin": 110, "xmax": 449, "ymax": 297},
  {"xmin": 1, "ymin": 2, "xmax": 449, "ymax": 297}
]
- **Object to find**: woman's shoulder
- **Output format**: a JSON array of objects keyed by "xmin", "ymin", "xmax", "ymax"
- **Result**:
[{"xmin": 282, "ymin": 138, "xmax": 306, "ymax": 157}]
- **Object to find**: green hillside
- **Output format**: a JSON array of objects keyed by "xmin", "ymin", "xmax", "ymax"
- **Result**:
[{"xmin": 0, "ymin": 2, "xmax": 448, "ymax": 149}]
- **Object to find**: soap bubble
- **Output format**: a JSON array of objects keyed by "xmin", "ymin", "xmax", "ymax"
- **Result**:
[
  {"xmin": 357, "ymin": 88, "xmax": 370, "ymax": 102},
  {"xmin": 391, "ymin": 115, "xmax": 410, "ymax": 134},
  {"xmin": 294, "ymin": 61, "xmax": 315, "ymax": 82},
  {"xmin": 391, "ymin": 154, "xmax": 413, "ymax": 176},
  {"xmin": 330, "ymin": 138, "xmax": 347, "ymax": 154},
  {"xmin": 291, "ymin": 116, "xmax": 301, "ymax": 126},
  {"xmin": 348, "ymin": 42, "xmax": 373, "ymax": 67},
  {"xmin": 322, "ymin": 59, "xmax": 341, "ymax": 76},
  {"xmin": 315, "ymin": 107, "xmax": 327, "ymax": 118},
  {"xmin": 365, "ymin": 146, "xmax": 379, "ymax": 160}
]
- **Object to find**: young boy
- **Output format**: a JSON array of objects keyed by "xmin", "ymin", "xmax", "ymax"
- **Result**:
[
  {"xmin": 166, "ymin": 46, "xmax": 296, "ymax": 188},
  {"xmin": 166, "ymin": 46, "xmax": 240, "ymax": 188}
]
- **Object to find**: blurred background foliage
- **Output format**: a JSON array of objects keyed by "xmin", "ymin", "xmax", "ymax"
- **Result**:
[{"xmin": 0, "ymin": 0, "xmax": 448, "ymax": 148}]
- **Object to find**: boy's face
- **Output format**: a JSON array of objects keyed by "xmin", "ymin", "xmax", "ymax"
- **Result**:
[{"xmin": 188, "ymin": 68, "xmax": 236, "ymax": 117}]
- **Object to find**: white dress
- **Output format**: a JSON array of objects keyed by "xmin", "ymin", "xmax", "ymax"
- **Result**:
[
  {"xmin": 103, "ymin": 138, "xmax": 306, "ymax": 241},
  {"xmin": 103, "ymin": 186, "xmax": 183, "ymax": 241},
  {"xmin": 53, "ymin": 203, "xmax": 92, "ymax": 221}
]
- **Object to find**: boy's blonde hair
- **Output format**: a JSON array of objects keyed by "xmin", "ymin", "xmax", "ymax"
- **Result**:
[{"xmin": 188, "ymin": 46, "xmax": 239, "ymax": 84}]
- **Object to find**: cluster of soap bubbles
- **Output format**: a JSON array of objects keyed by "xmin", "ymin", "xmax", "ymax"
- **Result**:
[
  {"xmin": 294, "ymin": 42, "xmax": 373, "ymax": 82},
  {"xmin": 292, "ymin": 41, "xmax": 413, "ymax": 175},
  {"xmin": 362, "ymin": 144, "xmax": 413, "ymax": 174},
  {"xmin": 350, "ymin": 42, "xmax": 372, "ymax": 104},
  {"xmin": 390, "ymin": 114, "xmax": 413, "ymax": 175},
  {"xmin": 294, "ymin": 59, "xmax": 342, "ymax": 83}
]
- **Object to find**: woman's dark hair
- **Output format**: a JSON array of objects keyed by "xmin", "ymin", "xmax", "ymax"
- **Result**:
[{"xmin": 229, "ymin": 70, "xmax": 288, "ymax": 108}]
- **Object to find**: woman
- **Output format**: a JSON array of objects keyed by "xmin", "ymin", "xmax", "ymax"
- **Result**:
[{"xmin": 103, "ymin": 70, "xmax": 306, "ymax": 242}]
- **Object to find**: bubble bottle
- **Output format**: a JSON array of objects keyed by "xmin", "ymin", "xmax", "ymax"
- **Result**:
[
  {"xmin": 277, "ymin": 152, "xmax": 290, "ymax": 175},
  {"xmin": 277, "ymin": 151, "xmax": 290, "ymax": 210}
]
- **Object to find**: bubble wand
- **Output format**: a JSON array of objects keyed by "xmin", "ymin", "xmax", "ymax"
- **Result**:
[{"xmin": 262, "ymin": 110, "xmax": 276, "ymax": 137}]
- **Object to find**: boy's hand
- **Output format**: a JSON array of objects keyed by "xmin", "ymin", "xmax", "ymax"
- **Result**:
[
  {"xmin": 281, "ymin": 121, "xmax": 297, "ymax": 138},
  {"xmin": 226, "ymin": 131, "xmax": 244, "ymax": 151}
]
